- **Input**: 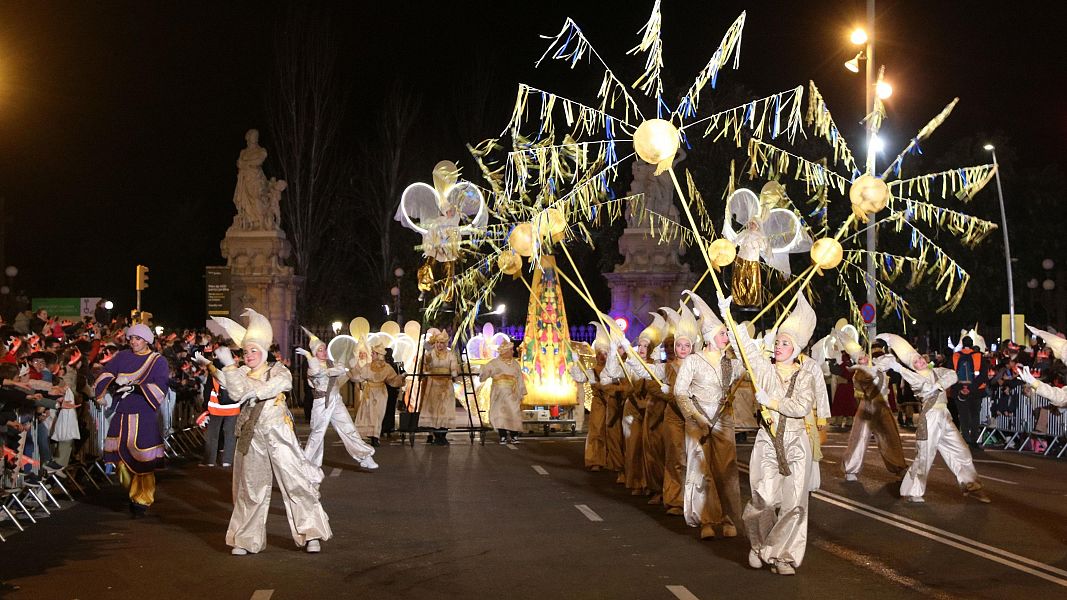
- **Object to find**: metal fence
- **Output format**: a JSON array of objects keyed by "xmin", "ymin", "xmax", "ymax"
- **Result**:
[{"xmin": 979, "ymin": 386, "xmax": 1067, "ymax": 458}]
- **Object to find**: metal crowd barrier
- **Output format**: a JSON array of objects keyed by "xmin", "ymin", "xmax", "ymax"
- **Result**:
[{"xmin": 979, "ymin": 386, "xmax": 1067, "ymax": 457}]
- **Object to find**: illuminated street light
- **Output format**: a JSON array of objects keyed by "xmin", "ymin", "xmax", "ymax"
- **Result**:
[
  {"xmin": 104, "ymin": 300, "xmax": 114, "ymax": 310},
  {"xmin": 331, "ymin": 321, "xmax": 342, "ymax": 334},
  {"xmin": 983, "ymin": 143, "xmax": 995, "ymax": 151},
  {"xmin": 875, "ymin": 80, "xmax": 893, "ymax": 99},
  {"xmin": 850, "ymin": 28, "xmax": 868, "ymax": 45},
  {"xmin": 869, "ymin": 134, "xmax": 886, "ymax": 153},
  {"xmin": 844, "ymin": 52, "xmax": 863, "ymax": 73}
]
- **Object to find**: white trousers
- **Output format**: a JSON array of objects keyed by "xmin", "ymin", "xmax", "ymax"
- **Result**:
[
  {"xmin": 900, "ymin": 407, "xmax": 978, "ymax": 499},
  {"xmin": 227, "ymin": 404, "xmax": 332, "ymax": 553},
  {"xmin": 743, "ymin": 427, "xmax": 812, "ymax": 568},
  {"xmin": 304, "ymin": 395, "xmax": 374, "ymax": 480}
]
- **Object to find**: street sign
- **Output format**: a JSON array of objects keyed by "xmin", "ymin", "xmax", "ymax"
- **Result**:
[
  {"xmin": 860, "ymin": 303, "xmax": 876, "ymax": 324},
  {"xmin": 205, "ymin": 266, "xmax": 231, "ymax": 317}
]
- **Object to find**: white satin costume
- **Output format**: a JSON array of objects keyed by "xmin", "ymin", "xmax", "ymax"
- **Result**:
[{"xmin": 304, "ymin": 356, "xmax": 376, "ymax": 478}]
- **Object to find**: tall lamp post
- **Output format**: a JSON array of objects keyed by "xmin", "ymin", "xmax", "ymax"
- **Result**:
[{"xmin": 985, "ymin": 144, "xmax": 1016, "ymax": 341}]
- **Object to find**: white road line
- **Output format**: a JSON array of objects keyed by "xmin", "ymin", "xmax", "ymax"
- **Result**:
[
  {"xmin": 665, "ymin": 585, "xmax": 701, "ymax": 600},
  {"xmin": 814, "ymin": 489, "xmax": 1067, "ymax": 587},
  {"xmin": 974, "ymin": 459, "xmax": 1036, "ymax": 470},
  {"xmin": 329, "ymin": 468, "xmax": 341, "ymax": 478},
  {"xmin": 250, "ymin": 591, "xmax": 274, "ymax": 600},
  {"xmin": 532, "ymin": 465, "xmax": 549, "ymax": 476},
  {"xmin": 977, "ymin": 474, "xmax": 1018, "ymax": 485},
  {"xmin": 506, "ymin": 444, "xmax": 518, "ymax": 451},
  {"xmin": 574, "ymin": 504, "xmax": 603, "ymax": 522}
]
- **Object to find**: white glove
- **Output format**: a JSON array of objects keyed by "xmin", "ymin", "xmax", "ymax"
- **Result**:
[
  {"xmin": 295, "ymin": 347, "xmax": 311, "ymax": 359},
  {"xmin": 660, "ymin": 384, "xmax": 670, "ymax": 394},
  {"xmin": 214, "ymin": 346, "xmax": 234, "ymax": 367},
  {"xmin": 1018, "ymin": 366, "xmax": 1038, "ymax": 386},
  {"xmin": 716, "ymin": 292, "xmax": 733, "ymax": 316},
  {"xmin": 755, "ymin": 389, "xmax": 772, "ymax": 407},
  {"xmin": 192, "ymin": 351, "xmax": 210, "ymax": 366},
  {"xmin": 115, "ymin": 384, "xmax": 134, "ymax": 397},
  {"xmin": 114, "ymin": 375, "xmax": 131, "ymax": 386}
]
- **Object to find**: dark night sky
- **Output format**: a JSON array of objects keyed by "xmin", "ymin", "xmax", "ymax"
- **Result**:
[{"xmin": 1, "ymin": 0, "xmax": 1063, "ymax": 327}]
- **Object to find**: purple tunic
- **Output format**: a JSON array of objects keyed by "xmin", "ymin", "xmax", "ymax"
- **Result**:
[{"xmin": 94, "ymin": 349, "xmax": 170, "ymax": 474}]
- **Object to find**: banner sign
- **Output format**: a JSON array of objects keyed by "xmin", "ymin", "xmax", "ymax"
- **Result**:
[{"xmin": 206, "ymin": 266, "xmax": 231, "ymax": 318}]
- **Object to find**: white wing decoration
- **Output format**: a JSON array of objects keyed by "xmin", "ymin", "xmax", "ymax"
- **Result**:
[
  {"xmin": 761, "ymin": 208, "xmax": 808, "ymax": 275},
  {"xmin": 722, "ymin": 188, "xmax": 760, "ymax": 242},
  {"xmin": 395, "ymin": 164, "xmax": 488, "ymax": 262}
]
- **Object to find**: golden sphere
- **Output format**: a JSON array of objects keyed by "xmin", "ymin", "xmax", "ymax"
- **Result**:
[
  {"xmin": 633, "ymin": 119, "xmax": 680, "ymax": 166},
  {"xmin": 533, "ymin": 208, "xmax": 567, "ymax": 243},
  {"xmin": 810, "ymin": 237, "xmax": 844, "ymax": 271},
  {"xmin": 497, "ymin": 250, "xmax": 523, "ymax": 275},
  {"xmin": 708, "ymin": 238, "xmax": 737, "ymax": 267},
  {"xmin": 849, "ymin": 174, "xmax": 890, "ymax": 218},
  {"xmin": 380, "ymin": 320, "xmax": 401, "ymax": 336},
  {"xmin": 508, "ymin": 222, "xmax": 535, "ymax": 257}
]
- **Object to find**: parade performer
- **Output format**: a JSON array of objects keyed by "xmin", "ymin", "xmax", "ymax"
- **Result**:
[
  {"xmin": 840, "ymin": 337, "xmax": 906, "ymax": 480},
  {"xmin": 600, "ymin": 338, "xmax": 628, "ymax": 481},
  {"xmin": 421, "ymin": 330, "xmax": 460, "ymax": 446},
  {"xmin": 723, "ymin": 292, "xmax": 818, "ymax": 576},
  {"xmin": 674, "ymin": 291, "xmax": 742, "ymax": 539},
  {"xmin": 351, "ymin": 337, "xmax": 406, "ymax": 448},
  {"xmin": 213, "ymin": 309, "xmax": 332, "ymax": 555},
  {"xmin": 571, "ymin": 327, "xmax": 608, "ymax": 470},
  {"xmin": 643, "ymin": 325, "xmax": 674, "ymax": 507},
  {"xmin": 1018, "ymin": 325, "xmax": 1067, "ymax": 406},
  {"xmin": 621, "ymin": 315, "xmax": 666, "ymax": 495},
  {"xmin": 481, "ymin": 338, "xmax": 527, "ymax": 444},
  {"xmin": 296, "ymin": 328, "xmax": 378, "ymax": 479},
  {"xmin": 797, "ymin": 350, "xmax": 831, "ymax": 491},
  {"xmin": 877, "ymin": 333, "xmax": 990, "ymax": 504},
  {"xmin": 93, "ymin": 324, "xmax": 168, "ymax": 517}
]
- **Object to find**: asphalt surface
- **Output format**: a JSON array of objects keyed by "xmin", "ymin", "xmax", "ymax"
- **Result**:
[{"xmin": 3, "ymin": 423, "xmax": 1067, "ymax": 600}]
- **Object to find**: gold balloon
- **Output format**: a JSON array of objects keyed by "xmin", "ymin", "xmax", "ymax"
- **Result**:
[
  {"xmin": 759, "ymin": 181, "xmax": 787, "ymax": 212},
  {"xmin": 810, "ymin": 237, "xmax": 844, "ymax": 271},
  {"xmin": 508, "ymin": 222, "xmax": 535, "ymax": 257},
  {"xmin": 849, "ymin": 174, "xmax": 890, "ymax": 223},
  {"xmin": 633, "ymin": 119, "xmax": 680, "ymax": 174},
  {"xmin": 533, "ymin": 208, "xmax": 567, "ymax": 243},
  {"xmin": 708, "ymin": 238, "xmax": 737, "ymax": 268},
  {"xmin": 497, "ymin": 250, "xmax": 523, "ymax": 275},
  {"xmin": 380, "ymin": 320, "xmax": 401, "ymax": 336}
]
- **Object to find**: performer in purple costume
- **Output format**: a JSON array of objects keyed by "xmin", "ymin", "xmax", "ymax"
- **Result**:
[{"xmin": 93, "ymin": 323, "xmax": 169, "ymax": 516}]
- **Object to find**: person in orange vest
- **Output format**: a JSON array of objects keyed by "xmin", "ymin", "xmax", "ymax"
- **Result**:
[
  {"xmin": 194, "ymin": 353, "xmax": 240, "ymax": 467},
  {"xmin": 951, "ymin": 336, "xmax": 988, "ymax": 450}
]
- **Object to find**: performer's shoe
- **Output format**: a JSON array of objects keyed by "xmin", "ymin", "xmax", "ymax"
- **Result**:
[
  {"xmin": 747, "ymin": 549, "xmax": 763, "ymax": 569},
  {"xmin": 222, "ymin": 463, "xmax": 232, "ymax": 468},
  {"xmin": 230, "ymin": 547, "xmax": 249, "ymax": 556},
  {"xmin": 306, "ymin": 540, "xmax": 321, "ymax": 553},
  {"xmin": 370, "ymin": 437, "xmax": 380, "ymax": 448},
  {"xmin": 699, "ymin": 524, "xmax": 716, "ymax": 540},
  {"xmin": 771, "ymin": 562, "xmax": 796, "ymax": 576},
  {"xmin": 630, "ymin": 488, "xmax": 643, "ymax": 496},
  {"xmin": 615, "ymin": 473, "xmax": 626, "ymax": 484},
  {"xmin": 844, "ymin": 473, "xmax": 859, "ymax": 481},
  {"xmin": 665, "ymin": 507, "xmax": 684, "ymax": 516},
  {"xmin": 507, "ymin": 437, "xmax": 519, "ymax": 444},
  {"xmin": 358, "ymin": 456, "xmax": 379, "ymax": 471},
  {"xmin": 722, "ymin": 523, "xmax": 738, "ymax": 538},
  {"xmin": 499, "ymin": 438, "xmax": 508, "ymax": 445},
  {"xmin": 589, "ymin": 465, "xmax": 601, "ymax": 472},
  {"xmin": 646, "ymin": 494, "xmax": 662, "ymax": 505},
  {"xmin": 906, "ymin": 495, "xmax": 925, "ymax": 504},
  {"xmin": 129, "ymin": 502, "xmax": 148, "ymax": 518},
  {"xmin": 962, "ymin": 483, "xmax": 991, "ymax": 503}
]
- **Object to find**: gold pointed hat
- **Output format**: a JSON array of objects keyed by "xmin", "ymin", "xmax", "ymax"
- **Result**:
[
  {"xmin": 1026, "ymin": 324, "xmax": 1067, "ymax": 360},
  {"xmin": 674, "ymin": 303, "xmax": 703, "ymax": 351},
  {"xmin": 876, "ymin": 333, "xmax": 921, "ymax": 368},
  {"xmin": 301, "ymin": 326, "xmax": 325, "ymax": 354},
  {"xmin": 658, "ymin": 307, "xmax": 679, "ymax": 338},
  {"xmin": 832, "ymin": 319, "xmax": 864, "ymax": 360},
  {"xmin": 682, "ymin": 290, "xmax": 725, "ymax": 340},
  {"xmin": 775, "ymin": 292, "xmax": 817, "ymax": 351},
  {"xmin": 211, "ymin": 308, "xmax": 273, "ymax": 353},
  {"xmin": 635, "ymin": 313, "xmax": 666, "ymax": 348}
]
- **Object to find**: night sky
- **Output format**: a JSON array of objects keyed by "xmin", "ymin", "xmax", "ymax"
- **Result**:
[{"xmin": 1, "ymin": 0, "xmax": 1062, "ymax": 328}]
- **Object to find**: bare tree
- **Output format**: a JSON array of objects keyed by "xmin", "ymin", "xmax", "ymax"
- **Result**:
[{"xmin": 267, "ymin": 7, "xmax": 348, "ymax": 317}]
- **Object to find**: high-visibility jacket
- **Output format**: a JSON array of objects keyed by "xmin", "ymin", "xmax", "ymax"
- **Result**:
[{"xmin": 205, "ymin": 375, "xmax": 240, "ymax": 417}]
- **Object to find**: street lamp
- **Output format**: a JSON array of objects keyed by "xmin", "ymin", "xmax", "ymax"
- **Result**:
[
  {"xmin": 331, "ymin": 321, "xmax": 342, "ymax": 335},
  {"xmin": 984, "ymin": 144, "xmax": 1016, "ymax": 341},
  {"xmin": 393, "ymin": 266, "xmax": 405, "ymax": 323},
  {"xmin": 104, "ymin": 300, "xmax": 114, "ymax": 310}
]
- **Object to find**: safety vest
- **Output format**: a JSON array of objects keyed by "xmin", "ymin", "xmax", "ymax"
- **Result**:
[{"xmin": 207, "ymin": 377, "xmax": 240, "ymax": 417}]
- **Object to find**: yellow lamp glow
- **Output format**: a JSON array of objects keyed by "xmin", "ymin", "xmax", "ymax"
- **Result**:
[
  {"xmin": 850, "ymin": 28, "xmax": 868, "ymax": 45},
  {"xmin": 633, "ymin": 119, "xmax": 680, "ymax": 175},
  {"xmin": 876, "ymin": 80, "xmax": 893, "ymax": 100}
]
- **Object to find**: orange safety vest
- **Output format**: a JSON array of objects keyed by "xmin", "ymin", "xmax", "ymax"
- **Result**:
[
  {"xmin": 952, "ymin": 349, "xmax": 986, "ymax": 390},
  {"xmin": 207, "ymin": 377, "xmax": 240, "ymax": 417}
]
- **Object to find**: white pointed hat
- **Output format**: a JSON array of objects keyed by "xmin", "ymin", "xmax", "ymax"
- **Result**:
[
  {"xmin": 683, "ymin": 289, "xmax": 725, "ymax": 340},
  {"xmin": 876, "ymin": 333, "xmax": 921, "ymax": 368},
  {"xmin": 635, "ymin": 313, "xmax": 666, "ymax": 348},
  {"xmin": 672, "ymin": 304, "xmax": 703, "ymax": 351},
  {"xmin": 590, "ymin": 321, "xmax": 610, "ymax": 353},
  {"xmin": 774, "ymin": 292, "xmax": 817, "ymax": 352},
  {"xmin": 1026, "ymin": 324, "xmax": 1067, "ymax": 360},
  {"xmin": 211, "ymin": 308, "xmax": 273, "ymax": 353},
  {"xmin": 301, "ymin": 326, "xmax": 325, "ymax": 354}
]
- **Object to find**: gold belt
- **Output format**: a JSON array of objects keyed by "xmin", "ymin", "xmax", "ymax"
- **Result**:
[
  {"xmin": 364, "ymin": 381, "xmax": 386, "ymax": 389},
  {"xmin": 494, "ymin": 375, "xmax": 517, "ymax": 382}
]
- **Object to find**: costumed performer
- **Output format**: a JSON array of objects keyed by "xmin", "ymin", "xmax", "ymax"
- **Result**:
[
  {"xmin": 1017, "ymin": 325, "xmax": 1067, "ymax": 407},
  {"xmin": 214, "ymin": 309, "xmax": 332, "ymax": 555},
  {"xmin": 674, "ymin": 291, "xmax": 742, "ymax": 539},
  {"xmin": 421, "ymin": 330, "xmax": 460, "ymax": 446},
  {"xmin": 723, "ymin": 291, "xmax": 818, "ymax": 576},
  {"xmin": 351, "ymin": 336, "xmax": 406, "ymax": 448},
  {"xmin": 600, "ymin": 334, "xmax": 628, "ymax": 481},
  {"xmin": 840, "ymin": 336, "xmax": 906, "ymax": 480},
  {"xmin": 93, "ymin": 324, "xmax": 168, "ymax": 517},
  {"xmin": 877, "ymin": 333, "xmax": 990, "ymax": 504},
  {"xmin": 571, "ymin": 326, "xmax": 608, "ymax": 470},
  {"xmin": 481, "ymin": 337, "xmax": 526, "ymax": 444},
  {"xmin": 621, "ymin": 315, "xmax": 666, "ymax": 495},
  {"xmin": 296, "ymin": 327, "xmax": 378, "ymax": 480}
]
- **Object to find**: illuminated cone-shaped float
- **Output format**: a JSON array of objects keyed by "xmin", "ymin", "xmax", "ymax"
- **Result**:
[{"xmin": 520, "ymin": 255, "xmax": 578, "ymax": 406}]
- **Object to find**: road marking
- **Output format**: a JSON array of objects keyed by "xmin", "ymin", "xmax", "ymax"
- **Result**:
[
  {"xmin": 532, "ymin": 465, "xmax": 549, "ymax": 476},
  {"xmin": 506, "ymin": 444, "xmax": 518, "ymax": 451},
  {"xmin": 977, "ymin": 474, "xmax": 1018, "ymax": 485},
  {"xmin": 665, "ymin": 585, "xmax": 701, "ymax": 600},
  {"xmin": 250, "ymin": 591, "xmax": 274, "ymax": 600},
  {"xmin": 814, "ymin": 489, "xmax": 1067, "ymax": 588},
  {"xmin": 329, "ymin": 468, "xmax": 341, "ymax": 478},
  {"xmin": 574, "ymin": 504, "xmax": 603, "ymax": 522},
  {"xmin": 973, "ymin": 459, "xmax": 1036, "ymax": 469}
]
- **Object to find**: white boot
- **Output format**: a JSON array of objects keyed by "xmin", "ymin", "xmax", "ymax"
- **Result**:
[
  {"xmin": 358, "ymin": 456, "xmax": 379, "ymax": 471},
  {"xmin": 306, "ymin": 539, "xmax": 321, "ymax": 553}
]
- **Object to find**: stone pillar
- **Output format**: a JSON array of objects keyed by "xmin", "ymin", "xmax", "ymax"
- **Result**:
[{"xmin": 220, "ymin": 230, "xmax": 303, "ymax": 354}]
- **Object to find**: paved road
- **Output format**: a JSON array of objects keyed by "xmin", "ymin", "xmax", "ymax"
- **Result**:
[{"xmin": 3, "ymin": 426, "xmax": 1067, "ymax": 599}]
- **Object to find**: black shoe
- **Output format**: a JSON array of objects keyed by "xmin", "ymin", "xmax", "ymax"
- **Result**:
[
  {"xmin": 44, "ymin": 461, "xmax": 63, "ymax": 473},
  {"xmin": 129, "ymin": 502, "xmax": 148, "ymax": 518},
  {"xmin": 370, "ymin": 437, "xmax": 380, "ymax": 448}
]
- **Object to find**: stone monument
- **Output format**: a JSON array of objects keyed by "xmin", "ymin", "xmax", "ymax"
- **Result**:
[
  {"xmin": 219, "ymin": 129, "xmax": 302, "ymax": 352},
  {"xmin": 603, "ymin": 153, "xmax": 695, "ymax": 337}
]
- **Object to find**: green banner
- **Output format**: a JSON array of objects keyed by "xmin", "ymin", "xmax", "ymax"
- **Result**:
[{"xmin": 31, "ymin": 297, "xmax": 82, "ymax": 318}]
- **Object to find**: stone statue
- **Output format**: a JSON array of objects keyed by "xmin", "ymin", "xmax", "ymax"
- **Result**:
[
  {"xmin": 266, "ymin": 178, "xmax": 287, "ymax": 230},
  {"xmin": 231, "ymin": 129, "xmax": 270, "ymax": 231},
  {"xmin": 626, "ymin": 147, "xmax": 685, "ymax": 228}
]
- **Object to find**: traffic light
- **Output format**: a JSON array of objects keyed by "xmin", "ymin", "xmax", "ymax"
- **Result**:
[{"xmin": 135, "ymin": 264, "xmax": 150, "ymax": 291}]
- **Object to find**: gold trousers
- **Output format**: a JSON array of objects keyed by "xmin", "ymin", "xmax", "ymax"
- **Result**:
[{"xmin": 118, "ymin": 463, "xmax": 155, "ymax": 507}]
